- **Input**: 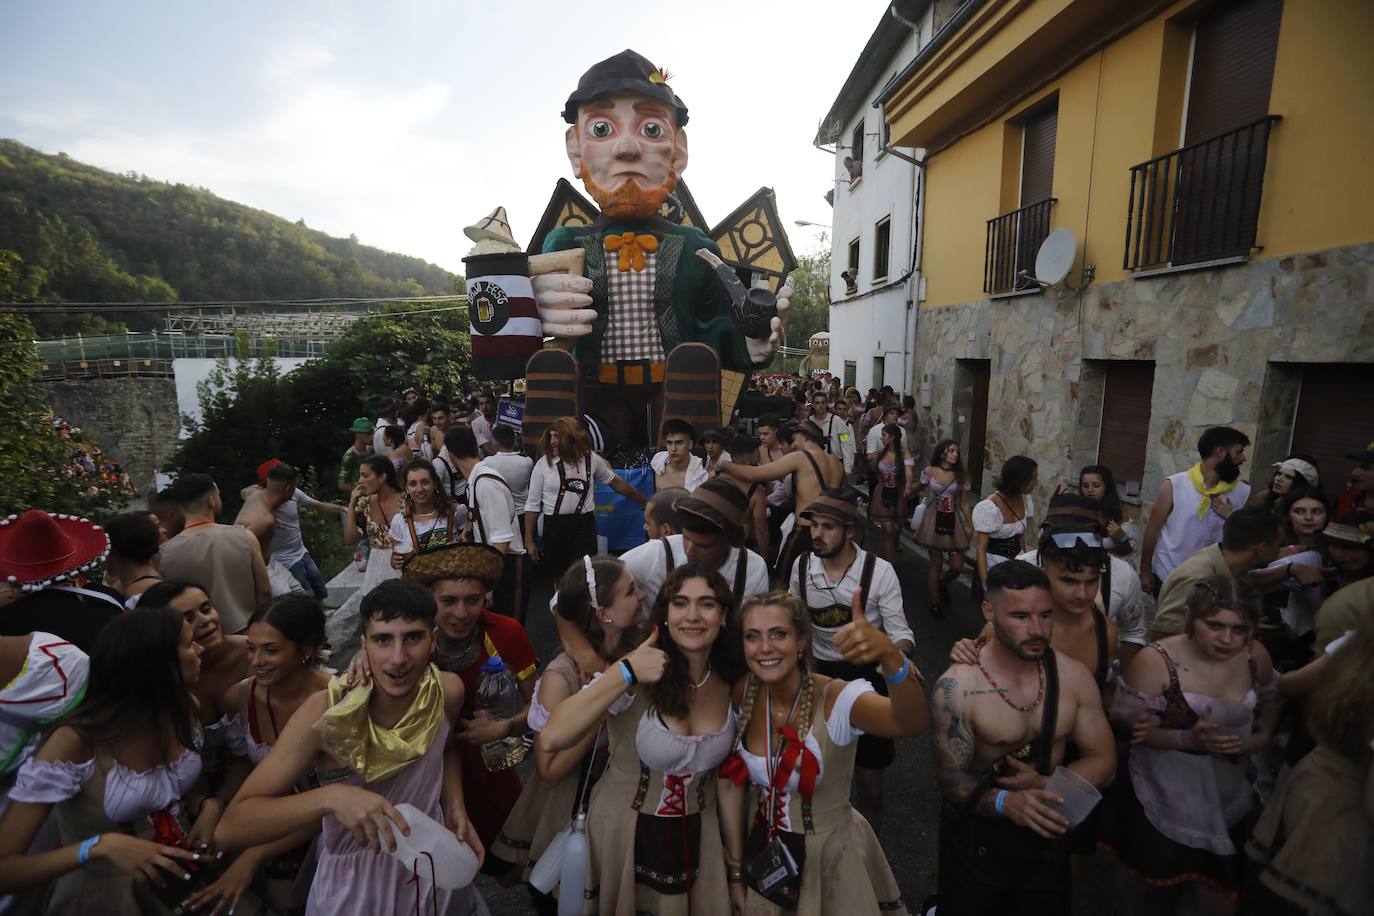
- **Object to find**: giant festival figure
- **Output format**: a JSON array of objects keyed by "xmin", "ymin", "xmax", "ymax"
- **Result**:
[{"xmin": 473, "ymin": 49, "xmax": 792, "ymax": 450}]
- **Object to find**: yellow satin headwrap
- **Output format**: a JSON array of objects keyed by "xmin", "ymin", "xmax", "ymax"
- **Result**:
[{"xmin": 313, "ymin": 664, "xmax": 445, "ymax": 783}]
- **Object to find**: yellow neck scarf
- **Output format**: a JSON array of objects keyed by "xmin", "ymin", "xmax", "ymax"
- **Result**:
[
  {"xmin": 313, "ymin": 664, "xmax": 445, "ymax": 783},
  {"xmin": 1185, "ymin": 462, "xmax": 1238, "ymax": 518}
]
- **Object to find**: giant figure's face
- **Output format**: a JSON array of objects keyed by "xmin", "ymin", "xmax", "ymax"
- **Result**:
[{"xmin": 566, "ymin": 92, "xmax": 688, "ymax": 220}]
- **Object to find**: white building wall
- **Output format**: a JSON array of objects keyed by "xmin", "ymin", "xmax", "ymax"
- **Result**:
[{"xmin": 826, "ymin": 21, "xmax": 929, "ymax": 395}]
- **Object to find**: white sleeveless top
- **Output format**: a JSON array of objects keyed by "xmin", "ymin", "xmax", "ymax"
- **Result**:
[{"xmin": 1152, "ymin": 471, "xmax": 1252, "ymax": 580}]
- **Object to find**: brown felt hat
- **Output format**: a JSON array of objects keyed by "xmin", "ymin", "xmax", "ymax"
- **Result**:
[
  {"xmin": 799, "ymin": 490, "xmax": 859, "ymax": 526},
  {"xmin": 674, "ymin": 479, "xmax": 747, "ymax": 542}
]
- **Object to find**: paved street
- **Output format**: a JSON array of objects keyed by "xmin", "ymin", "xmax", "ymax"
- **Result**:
[{"xmin": 470, "ymin": 514, "xmax": 1122, "ymax": 914}]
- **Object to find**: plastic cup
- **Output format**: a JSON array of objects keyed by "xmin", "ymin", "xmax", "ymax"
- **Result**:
[
  {"xmin": 1205, "ymin": 699, "xmax": 1253, "ymax": 739},
  {"xmin": 387, "ymin": 802, "xmax": 478, "ymax": 890},
  {"xmin": 1045, "ymin": 766, "xmax": 1102, "ymax": 829}
]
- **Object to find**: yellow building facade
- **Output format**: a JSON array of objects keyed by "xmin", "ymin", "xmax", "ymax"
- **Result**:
[{"xmin": 879, "ymin": 0, "xmax": 1374, "ymax": 516}]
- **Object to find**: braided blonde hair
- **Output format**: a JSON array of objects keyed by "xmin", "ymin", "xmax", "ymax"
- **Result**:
[{"xmin": 736, "ymin": 592, "xmax": 817, "ymax": 752}]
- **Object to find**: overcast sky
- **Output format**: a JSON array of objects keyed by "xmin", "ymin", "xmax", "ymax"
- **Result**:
[{"xmin": 0, "ymin": 0, "xmax": 897, "ymax": 274}]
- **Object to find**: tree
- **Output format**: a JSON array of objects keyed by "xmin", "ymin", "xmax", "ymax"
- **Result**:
[
  {"xmin": 773, "ymin": 239, "xmax": 830, "ymax": 373},
  {"xmin": 0, "ymin": 312, "xmax": 128, "ymax": 516}
]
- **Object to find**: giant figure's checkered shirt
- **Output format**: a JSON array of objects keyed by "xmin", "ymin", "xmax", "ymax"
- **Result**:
[{"xmin": 601, "ymin": 243, "xmax": 665, "ymax": 362}]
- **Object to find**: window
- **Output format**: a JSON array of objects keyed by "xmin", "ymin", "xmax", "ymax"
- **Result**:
[
  {"xmin": 842, "ymin": 238, "xmax": 860, "ymax": 295},
  {"xmin": 848, "ymin": 124, "xmax": 864, "ymax": 181},
  {"xmin": 872, "ymin": 355, "xmax": 885, "ymax": 392},
  {"xmin": 843, "ymin": 361, "xmax": 857, "ymax": 390},
  {"xmin": 986, "ymin": 99, "xmax": 1058, "ymax": 294},
  {"xmin": 873, "ymin": 217, "xmax": 891, "ymax": 280},
  {"xmin": 1096, "ymin": 361, "xmax": 1156, "ymax": 486}
]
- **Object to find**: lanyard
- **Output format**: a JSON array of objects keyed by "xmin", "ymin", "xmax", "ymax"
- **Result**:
[{"xmin": 763, "ymin": 684, "xmax": 803, "ymax": 837}]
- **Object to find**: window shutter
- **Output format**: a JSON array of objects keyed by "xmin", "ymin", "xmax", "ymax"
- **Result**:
[
  {"xmin": 1185, "ymin": 0, "xmax": 1283, "ymax": 144},
  {"xmin": 1020, "ymin": 104, "xmax": 1058, "ymax": 206}
]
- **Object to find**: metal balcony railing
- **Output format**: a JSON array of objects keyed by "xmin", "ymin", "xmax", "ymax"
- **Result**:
[
  {"xmin": 984, "ymin": 197, "xmax": 1055, "ymax": 294},
  {"xmin": 1124, "ymin": 115, "xmax": 1281, "ymax": 271}
]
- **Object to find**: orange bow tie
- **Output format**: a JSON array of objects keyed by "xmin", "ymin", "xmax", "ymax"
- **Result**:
[{"xmin": 605, "ymin": 231, "xmax": 659, "ymax": 272}]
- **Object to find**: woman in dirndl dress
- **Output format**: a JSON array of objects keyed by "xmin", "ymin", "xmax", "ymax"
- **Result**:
[
  {"xmin": 491, "ymin": 556, "xmax": 645, "ymax": 914},
  {"xmin": 910, "ymin": 439, "xmax": 973, "ymax": 620},
  {"xmin": 718, "ymin": 592, "xmax": 927, "ymax": 915},
  {"xmin": 541, "ymin": 565, "xmax": 744, "ymax": 915}
]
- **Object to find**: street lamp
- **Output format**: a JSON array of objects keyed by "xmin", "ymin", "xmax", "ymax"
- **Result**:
[{"xmin": 793, "ymin": 220, "xmax": 831, "ymax": 228}]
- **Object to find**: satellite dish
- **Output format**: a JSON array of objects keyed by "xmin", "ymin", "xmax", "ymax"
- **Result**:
[{"xmin": 1026, "ymin": 228, "xmax": 1076, "ymax": 288}]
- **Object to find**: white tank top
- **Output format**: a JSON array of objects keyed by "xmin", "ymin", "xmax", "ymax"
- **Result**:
[{"xmin": 1152, "ymin": 470, "xmax": 1251, "ymax": 579}]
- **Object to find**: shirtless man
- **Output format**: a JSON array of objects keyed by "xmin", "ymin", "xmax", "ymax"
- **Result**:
[
  {"xmin": 236, "ymin": 480, "xmax": 305, "ymax": 597},
  {"xmin": 651, "ymin": 418, "xmax": 706, "ymax": 492},
  {"xmin": 718, "ymin": 418, "xmax": 843, "ymax": 580},
  {"xmin": 725, "ymin": 433, "xmax": 770, "ymax": 559},
  {"xmin": 932, "ymin": 560, "xmax": 1115, "ymax": 915}
]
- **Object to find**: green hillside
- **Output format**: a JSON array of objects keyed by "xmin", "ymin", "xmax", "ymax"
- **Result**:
[{"xmin": 0, "ymin": 139, "xmax": 458, "ymax": 334}]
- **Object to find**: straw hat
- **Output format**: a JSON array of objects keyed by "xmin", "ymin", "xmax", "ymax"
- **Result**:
[
  {"xmin": 401, "ymin": 542, "xmax": 505, "ymax": 588},
  {"xmin": 0, "ymin": 509, "xmax": 111, "ymax": 593}
]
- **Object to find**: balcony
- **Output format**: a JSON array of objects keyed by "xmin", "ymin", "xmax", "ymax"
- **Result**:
[
  {"xmin": 1123, "ymin": 115, "xmax": 1281, "ymax": 272},
  {"xmin": 984, "ymin": 197, "xmax": 1055, "ymax": 295}
]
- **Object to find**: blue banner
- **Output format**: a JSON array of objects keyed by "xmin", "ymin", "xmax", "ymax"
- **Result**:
[{"xmin": 595, "ymin": 466, "xmax": 653, "ymax": 552}]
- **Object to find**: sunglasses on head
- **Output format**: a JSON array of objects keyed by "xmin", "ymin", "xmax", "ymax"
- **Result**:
[{"xmin": 1046, "ymin": 531, "xmax": 1103, "ymax": 549}]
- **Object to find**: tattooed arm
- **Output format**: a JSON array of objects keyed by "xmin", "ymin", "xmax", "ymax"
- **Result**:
[{"xmin": 931, "ymin": 671, "xmax": 999, "ymax": 818}]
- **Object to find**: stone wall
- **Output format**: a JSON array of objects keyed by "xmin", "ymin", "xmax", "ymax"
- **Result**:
[
  {"xmin": 36, "ymin": 377, "xmax": 180, "ymax": 498},
  {"xmin": 909, "ymin": 241, "xmax": 1374, "ymax": 527}
]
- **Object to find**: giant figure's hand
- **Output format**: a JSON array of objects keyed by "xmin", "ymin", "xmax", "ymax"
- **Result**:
[
  {"xmin": 532, "ymin": 274, "xmax": 597, "ymax": 338},
  {"xmin": 744, "ymin": 284, "xmax": 790, "ymax": 365}
]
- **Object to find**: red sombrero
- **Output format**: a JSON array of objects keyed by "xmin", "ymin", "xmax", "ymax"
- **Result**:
[{"xmin": 0, "ymin": 509, "xmax": 111, "ymax": 592}]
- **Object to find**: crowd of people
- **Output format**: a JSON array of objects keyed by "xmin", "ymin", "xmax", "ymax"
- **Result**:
[
  {"xmin": 47, "ymin": 412, "xmax": 139, "ymax": 499},
  {"xmin": 0, "ymin": 369, "xmax": 1371, "ymax": 915}
]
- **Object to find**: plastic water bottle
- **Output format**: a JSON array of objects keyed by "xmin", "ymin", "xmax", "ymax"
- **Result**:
[
  {"xmin": 475, "ymin": 656, "xmax": 525, "ymax": 771},
  {"xmin": 388, "ymin": 802, "xmax": 479, "ymax": 889},
  {"xmin": 557, "ymin": 813, "xmax": 588, "ymax": 916}
]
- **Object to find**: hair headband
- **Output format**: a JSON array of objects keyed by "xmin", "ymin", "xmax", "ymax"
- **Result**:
[{"xmin": 583, "ymin": 554, "xmax": 599, "ymax": 608}]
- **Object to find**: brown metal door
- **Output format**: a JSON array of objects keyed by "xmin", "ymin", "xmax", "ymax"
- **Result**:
[
  {"xmin": 1174, "ymin": 0, "xmax": 1283, "ymax": 264},
  {"xmin": 1097, "ymin": 361, "xmax": 1155, "ymax": 486},
  {"xmin": 1289, "ymin": 364, "xmax": 1374, "ymax": 501}
]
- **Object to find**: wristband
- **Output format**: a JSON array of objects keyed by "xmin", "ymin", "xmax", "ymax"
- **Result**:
[
  {"xmin": 1178, "ymin": 728, "xmax": 1191, "ymax": 750},
  {"xmin": 619, "ymin": 659, "xmax": 637, "ymax": 686},
  {"xmin": 727, "ymin": 868, "xmax": 745, "ymax": 883},
  {"xmin": 78, "ymin": 834, "xmax": 101, "ymax": 866},
  {"xmin": 994, "ymin": 789, "xmax": 1008, "ymax": 817},
  {"xmin": 885, "ymin": 659, "xmax": 911, "ymax": 685}
]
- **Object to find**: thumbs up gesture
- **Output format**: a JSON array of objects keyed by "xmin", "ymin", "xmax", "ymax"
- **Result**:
[
  {"xmin": 832, "ymin": 589, "xmax": 894, "ymax": 667},
  {"xmin": 622, "ymin": 625, "xmax": 670, "ymax": 685}
]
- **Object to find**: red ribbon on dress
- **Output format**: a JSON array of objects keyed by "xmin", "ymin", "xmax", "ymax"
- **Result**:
[
  {"xmin": 772, "ymin": 726, "xmax": 819, "ymax": 800},
  {"xmin": 148, "ymin": 806, "xmax": 189, "ymax": 849},
  {"xmin": 719, "ymin": 752, "xmax": 749, "ymax": 787},
  {"xmin": 658, "ymin": 773, "xmax": 688, "ymax": 817}
]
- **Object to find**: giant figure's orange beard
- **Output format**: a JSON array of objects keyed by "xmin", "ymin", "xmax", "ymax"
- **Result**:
[{"xmin": 582, "ymin": 171, "xmax": 678, "ymax": 221}]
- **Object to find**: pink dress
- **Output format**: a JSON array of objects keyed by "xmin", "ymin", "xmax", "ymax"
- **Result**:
[{"xmin": 306, "ymin": 715, "xmax": 489, "ymax": 916}]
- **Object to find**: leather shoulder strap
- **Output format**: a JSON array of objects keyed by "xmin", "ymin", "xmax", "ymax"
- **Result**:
[
  {"xmin": 663, "ymin": 537, "xmax": 676, "ymax": 573},
  {"xmin": 1037, "ymin": 650, "xmax": 1060, "ymax": 776},
  {"xmin": 858, "ymin": 549, "xmax": 878, "ymax": 611}
]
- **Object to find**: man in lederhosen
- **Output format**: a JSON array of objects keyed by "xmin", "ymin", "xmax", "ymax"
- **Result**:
[{"xmin": 784, "ymin": 489, "xmax": 912, "ymax": 832}]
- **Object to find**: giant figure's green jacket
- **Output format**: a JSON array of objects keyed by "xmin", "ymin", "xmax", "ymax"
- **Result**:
[{"xmin": 542, "ymin": 217, "xmax": 753, "ymax": 377}]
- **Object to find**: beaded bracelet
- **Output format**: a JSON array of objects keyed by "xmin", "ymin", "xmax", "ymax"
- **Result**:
[
  {"xmin": 994, "ymin": 790, "xmax": 1008, "ymax": 817},
  {"xmin": 885, "ymin": 659, "xmax": 911, "ymax": 686},
  {"xmin": 619, "ymin": 659, "xmax": 637, "ymax": 686},
  {"xmin": 78, "ymin": 834, "xmax": 101, "ymax": 866}
]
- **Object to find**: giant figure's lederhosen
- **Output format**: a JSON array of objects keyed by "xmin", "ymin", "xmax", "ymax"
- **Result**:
[{"xmin": 936, "ymin": 650, "xmax": 1070, "ymax": 916}]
